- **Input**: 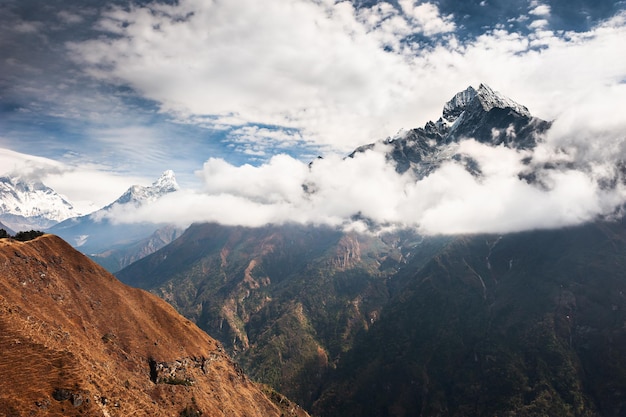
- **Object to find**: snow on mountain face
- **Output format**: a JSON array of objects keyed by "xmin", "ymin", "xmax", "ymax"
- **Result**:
[
  {"xmin": 443, "ymin": 84, "xmax": 531, "ymax": 123},
  {"xmin": 356, "ymin": 83, "xmax": 551, "ymax": 178},
  {"xmin": 443, "ymin": 85, "xmax": 478, "ymax": 122},
  {"xmin": 472, "ymin": 84, "xmax": 531, "ymax": 117},
  {"xmin": 108, "ymin": 170, "xmax": 180, "ymax": 207},
  {"xmin": 0, "ymin": 176, "xmax": 81, "ymax": 230}
]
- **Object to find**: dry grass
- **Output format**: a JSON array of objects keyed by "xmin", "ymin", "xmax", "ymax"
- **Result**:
[{"xmin": 0, "ymin": 235, "xmax": 307, "ymax": 417}]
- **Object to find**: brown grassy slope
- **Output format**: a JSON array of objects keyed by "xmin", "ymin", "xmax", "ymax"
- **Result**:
[{"xmin": 0, "ymin": 234, "xmax": 307, "ymax": 417}]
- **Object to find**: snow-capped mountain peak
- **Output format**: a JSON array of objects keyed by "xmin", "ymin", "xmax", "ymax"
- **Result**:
[
  {"xmin": 0, "ymin": 175, "xmax": 81, "ymax": 231},
  {"xmin": 352, "ymin": 83, "xmax": 551, "ymax": 178},
  {"xmin": 474, "ymin": 84, "xmax": 531, "ymax": 117},
  {"xmin": 443, "ymin": 84, "xmax": 531, "ymax": 123},
  {"xmin": 443, "ymin": 85, "xmax": 478, "ymax": 122},
  {"xmin": 152, "ymin": 169, "xmax": 179, "ymax": 193},
  {"xmin": 107, "ymin": 170, "xmax": 180, "ymax": 207}
]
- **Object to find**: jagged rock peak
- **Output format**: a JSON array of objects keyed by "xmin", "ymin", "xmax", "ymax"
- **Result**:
[
  {"xmin": 152, "ymin": 169, "xmax": 179, "ymax": 193},
  {"xmin": 112, "ymin": 170, "xmax": 179, "ymax": 206},
  {"xmin": 474, "ymin": 84, "xmax": 531, "ymax": 117},
  {"xmin": 443, "ymin": 85, "xmax": 477, "ymax": 122},
  {"xmin": 443, "ymin": 84, "xmax": 531, "ymax": 122}
]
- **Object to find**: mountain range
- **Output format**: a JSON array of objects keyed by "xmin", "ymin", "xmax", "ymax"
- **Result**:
[
  {"xmin": 4, "ymin": 84, "xmax": 626, "ymax": 416},
  {"xmin": 114, "ymin": 84, "xmax": 626, "ymax": 416},
  {"xmin": 0, "ymin": 175, "xmax": 80, "ymax": 231},
  {"xmin": 0, "ymin": 170, "xmax": 183, "ymax": 272},
  {"xmin": 50, "ymin": 170, "xmax": 182, "ymax": 272}
]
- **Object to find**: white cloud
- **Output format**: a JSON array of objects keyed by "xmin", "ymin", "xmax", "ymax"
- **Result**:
[
  {"xmin": 397, "ymin": 1, "xmax": 456, "ymax": 35},
  {"xmin": 67, "ymin": 0, "xmax": 453, "ymax": 152},
  {"xmin": 67, "ymin": 1, "xmax": 626, "ymax": 159},
  {"xmin": 0, "ymin": 147, "xmax": 146, "ymax": 214},
  {"xmin": 528, "ymin": 19, "xmax": 549, "ymax": 29},
  {"xmin": 102, "ymin": 139, "xmax": 626, "ymax": 235},
  {"xmin": 57, "ymin": 10, "xmax": 84, "ymax": 24},
  {"xmin": 529, "ymin": 4, "xmax": 551, "ymax": 17}
]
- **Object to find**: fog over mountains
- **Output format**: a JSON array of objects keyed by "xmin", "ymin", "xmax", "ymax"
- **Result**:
[
  {"xmin": 86, "ymin": 84, "xmax": 626, "ymax": 235},
  {"xmin": 3, "ymin": 84, "xmax": 626, "ymax": 237}
]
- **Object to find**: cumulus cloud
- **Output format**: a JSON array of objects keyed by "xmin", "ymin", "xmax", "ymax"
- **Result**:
[
  {"xmin": 8, "ymin": 1, "xmax": 626, "ymax": 235},
  {"xmin": 102, "ymin": 137, "xmax": 626, "ymax": 235},
  {"xmin": 529, "ymin": 4, "xmax": 551, "ymax": 17},
  {"xmin": 0, "ymin": 147, "xmax": 147, "ymax": 214},
  {"xmin": 67, "ymin": 0, "xmax": 626, "ymax": 157}
]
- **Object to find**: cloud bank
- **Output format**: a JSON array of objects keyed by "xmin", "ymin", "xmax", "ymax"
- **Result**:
[
  {"xmin": 102, "ymin": 132, "xmax": 626, "ymax": 235},
  {"xmin": 5, "ymin": 0, "xmax": 626, "ymax": 235},
  {"xmin": 0, "ymin": 147, "xmax": 147, "ymax": 214},
  {"xmin": 68, "ymin": 0, "xmax": 626, "ymax": 154}
]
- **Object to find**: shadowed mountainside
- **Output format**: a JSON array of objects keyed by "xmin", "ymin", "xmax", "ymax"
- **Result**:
[
  {"xmin": 0, "ymin": 234, "xmax": 308, "ymax": 417},
  {"xmin": 313, "ymin": 221, "xmax": 626, "ymax": 417}
]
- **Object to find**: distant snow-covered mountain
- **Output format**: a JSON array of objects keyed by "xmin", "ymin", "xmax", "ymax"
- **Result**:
[
  {"xmin": 0, "ymin": 175, "xmax": 81, "ymax": 231},
  {"xmin": 104, "ymin": 169, "xmax": 179, "ymax": 208},
  {"xmin": 49, "ymin": 170, "xmax": 182, "ymax": 272}
]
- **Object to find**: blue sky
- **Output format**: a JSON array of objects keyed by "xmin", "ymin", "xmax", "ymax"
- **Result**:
[{"xmin": 1, "ymin": 0, "xmax": 626, "ymax": 225}]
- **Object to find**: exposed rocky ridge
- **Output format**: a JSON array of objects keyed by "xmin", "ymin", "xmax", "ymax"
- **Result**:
[
  {"xmin": 0, "ymin": 234, "xmax": 308, "ymax": 417},
  {"xmin": 353, "ymin": 84, "xmax": 551, "ymax": 177}
]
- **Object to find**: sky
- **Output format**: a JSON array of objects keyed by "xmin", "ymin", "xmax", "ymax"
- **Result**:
[{"xmin": 1, "ymin": 0, "xmax": 626, "ymax": 234}]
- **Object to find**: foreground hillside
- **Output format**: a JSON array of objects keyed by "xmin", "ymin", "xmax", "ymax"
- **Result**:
[{"xmin": 0, "ymin": 234, "xmax": 307, "ymax": 417}]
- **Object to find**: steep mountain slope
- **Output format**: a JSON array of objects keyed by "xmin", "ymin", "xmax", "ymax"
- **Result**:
[
  {"xmin": 114, "ymin": 84, "xmax": 561, "ymax": 410},
  {"xmin": 351, "ymin": 84, "xmax": 551, "ymax": 177},
  {"xmin": 90, "ymin": 225, "xmax": 183, "ymax": 272},
  {"xmin": 50, "ymin": 170, "xmax": 182, "ymax": 272},
  {"xmin": 313, "ymin": 221, "xmax": 626, "ymax": 417},
  {"xmin": 117, "ymin": 222, "xmax": 449, "ymax": 407},
  {"xmin": 115, "ymin": 84, "xmax": 626, "ymax": 415},
  {"xmin": 0, "ymin": 234, "xmax": 307, "ymax": 417},
  {"xmin": 0, "ymin": 220, "xmax": 14, "ymax": 235},
  {"xmin": 0, "ymin": 175, "xmax": 80, "ymax": 231}
]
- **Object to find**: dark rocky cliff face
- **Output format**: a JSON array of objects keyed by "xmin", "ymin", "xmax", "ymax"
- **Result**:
[
  {"xmin": 313, "ymin": 221, "xmax": 626, "ymax": 417},
  {"xmin": 352, "ymin": 84, "xmax": 551, "ymax": 178},
  {"xmin": 117, "ymin": 223, "xmax": 441, "ymax": 408}
]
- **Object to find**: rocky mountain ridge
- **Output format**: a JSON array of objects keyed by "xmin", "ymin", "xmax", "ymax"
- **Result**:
[{"xmin": 351, "ymin": 83, "xmax": 551, "ymax": 177}]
